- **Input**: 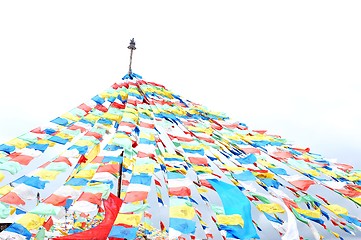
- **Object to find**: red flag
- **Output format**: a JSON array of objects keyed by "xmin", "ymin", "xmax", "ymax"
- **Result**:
[
  {"xmin": 154, "ymin": 179, "xmax": 162, "ymax": 187},
  {"xmin": 200, "ymin": 180, "xmax": 215, "ymax": 190},
  {"xmin": 52, "ymin": 193, "xmax": 122, "ymax": 240},
  {"xmin": 78, "ymin": 192, "xmax": 102, "ymax": 206},
  {"xmin": 97, "ymin": 164, "xmax": 120, "ymax": 175},
  {"xmin": 31, "ymin": 127, "xmax": 45, "ymax": 134},
  {"xmin": 316, "ymin": 194, "xmax": 329, "ymax": 204},
  {"xmin": 168, "ymin": 186, "xmax": 191, "ymax": 197},
  {"xmin": 44, "ymin": 194, "xmax": 69, "ymax": 206},
  {"xmin": 239, "ymin": 147, "xmax": 260, "ymax": 154},
  {"xmin": 78, "ymin": 103, "xmax": 92, "ymax": 113},
  {"xmin": 272, "ymin": 151, "xmax": 293, "ymax": 159},
  {"xmin": 68, "ymin": 124, "xmax": 86, "ymax": 132},
  {"xmin": 80, "ymin": 212, "xmax": 89, "ymax": 218},
  {"xmin": 110, "ymin": 102, "xmax": 125, "ymax": 109},
  {"xmin": 338, "ymin": 188, "xmax": 361, "ymax": 197},
  {"xmin": 124, "ymin": 191, "xmax": 148, "ymax": 202},
  {"xmin": 43, "ymin": 216, "xmax": 53, "ymax": 231},
  {"xmin": 188, "ymin": 157, "xmax": 208, "ymax": 165},
  {"xmin": 139, "ymin": 121, "xmax": 155, "ymax": 128},
  {"xmin": 85, "ymin": 131, "xmax": 103, "ymax": 140},
  {"xmin": 78, "ymin": 155, "xmax": 87, "ymax": 164},
  {"xmin": 137, "ymin": 151, "xmax": 155, "ymax": 158},
  {"xmin": 290, "ymin": 180, "xmax": 315, "ymax": 191},
  {"xmin": 211, "ymin": 173, "xmax": 222, "ymax": 178},
  {"xmin": 282, "ymin": 198, "xmax": 298, "ymax": 210},
  {"xmin": 95, "ymin": 104, "xmax": 108, "ymax": 112},
  {"xmin": 53, "ymin": 156, "xmax": 72, "ymax": 166},
  {"xmin": 0, "ymin": 192, "xmax": 25, "ymax": 205},
  {"xmin": 160, "ymin": 221, "xmax": 166, "ymax": 231},
  {"xmin": 11, "ymin": 155, "xmax": 33, "ymax": 165},
  {"xmin": 111, "ymin": 83, "xmax": 119, "ymax": 89},
  {"xmin": 253, "ymin": 130, "xmax": 267, "ymax": 134},
  {"xmin": 122, "ymin": 179, "xmax": 130, "ymax": 186},
  {"xmin": 197, "ymin": 136, "xmax": 215, "ymax": 143},
  {"xmin": 195, "ymin": 209, "xmax": 202, "ymax": 217},
  {"xmin": 206, "ymin": 233, "xmax": 214, "ymax": 239}
]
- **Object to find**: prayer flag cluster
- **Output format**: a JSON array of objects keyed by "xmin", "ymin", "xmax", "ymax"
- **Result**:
[{"xmin": 0, "ymin": 72, "xmax": 360, "ymax": 239}]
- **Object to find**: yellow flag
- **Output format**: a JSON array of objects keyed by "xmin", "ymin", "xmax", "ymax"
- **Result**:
[
  {"xmin": 123, "ymin": 157, "xmax": 135, "ymax": 169},
  {"xmin": 257, "ymin": 159, "xmax": 273, "ymax": 168},
  {"xmin": 225, "ymin": 166, "xmax": 247, "ymax": 172},
  {"xmin": 257, "ymin": 203, "xmax": 285, "ymax": 214},
  {"xmin": 123, "ymin": 112, "xmax": 138, "ymax": 122},
  {"xmin": 318, "ymin": 168, "xmax": 338, "ymax": 178},
  {"xmin": 9, "ymin": 206, "xmax": 16, "ymax": 215},
  {"xmin": 187, "ymin": 126, "xmax": 213, "ymax": 135},
  {"xmin": 170, "ymin": 205, "xmax": 195, "ymax": 220},
  {"xmin": 230, "ymin": 178, "xmax": 239, "ymax": 186},
  {"xmin": 295, "ymin": 208, "xmax": 321, "ymax": 218},
  {"xmin": 0, "ymin": 185, "xmax": 14, "ymax": 195},
  {"xmin": 255, "ymin": 172, "xmax": 275, "ymax": 179},
  {"xmin": 76, "ymin": 140, "xmax": 95, "ymax": 147},
  {"xmin": 197, "ymin": 187, "xmax": 208, "ymax": 193},
  {"xmin": 100, "ymin": 91, "xmax": 118, "ymax": 99},
  {"xmin": 74, "ymin": 169, "xmax": 96, "ymax": 179},
  {"xmin": 103, "ymin": 112, "xmax": 121, "ymax": 122},
  {"xmin": 181, "ymin": 144, "xmax": 203, "ymax": 150},
  {"xmin": 34, "ymin": 169, "xmax": 60, "ymax": 181},
  {"xmin": 119, "ymin": 91, "xmax": 128, "ymax": 101},
  {"xmin": 304, "ymin": 169, "xmax": 321, "ymax": 177},
  {"xmin": 85, "ymin": 144, "xmax": 100, "ymax": 162},
  {"xmin": 344, "ymin": 175, "xmax": 360, "ymax": 182},
  {"xmin": 216, "ymin": 214, "xmax": 244, "ymax": 227},
  {"xmin": 0, "ymin": 173, "xmax": 4, "ymax": 183},
  {"xmin": 139, "ymin": 132, "xmax": 155, "ymax": 141},
  {"xmin": 143, "ymin": 222, "xmax": 154, "ymax": 231},
  {"xmin": 166, "ymin": 167, "xmax": 186, "ymax": 175},
  {"xmin": 7, "ymin": 138, "xmax": 29, "ymax": 149},
  {"xmin": 120, "ymin": 191, "xmax": 127, "ymax": 199},
  {"xmin": 115, "ymin": 132, "xmax": 129, "ymax": 138},
  {"xmin": 353, "ymin": 172, "xmax": 361, "ymax": 179},
  {"xmin": 193, "ymin": 166, "xmax": 212, "ymax": 173},
  {"xmin": 352, "ymin": 197, "xmax": 361, "ymax": 206},
  {"xmin": 114, "ymin": 213, "xmax": 142, "ymax": 227},
  {"xmin": 57, "ymin": 228, "xmax": 69, "ymax": 235},
  {"xmin": 56, "ymin": 132, "xmax": 73, "ymax": 140},
  {"xmin": 324, "ymin": 204, "xmax": 348, "ymax": 215},
  {"xmin": 37, "ymin": 139, "xmax": 56, "ymax": 147},
  {"xmin": 162, "ymin": 152, "xmax": 183, "ymax": 160},
  {"xmin": 332, "ymin": 231, "xmax": 340, "ymax": 238},
  {"xmin": 84, "ymin": 114, "xmax": 101, "ymax": 123},
  {"xmin": 133, "ymin": 164, "xmax": 155, "ymax": 174},
  {"xmin": 62, "ymin": 112, "xmax": 80, "ymax": 122},
  {"xmin": 73, "ymin": 221, "xmax": 84, "ymax": 229},
  {"xmin": 17, "ymin": 213, "xmax": 45, "ymax": 230}
]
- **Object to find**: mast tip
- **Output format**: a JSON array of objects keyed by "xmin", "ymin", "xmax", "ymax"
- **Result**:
[{"xmin": 128, "ymin": 38, "xmax": 136, "ymax": 50}]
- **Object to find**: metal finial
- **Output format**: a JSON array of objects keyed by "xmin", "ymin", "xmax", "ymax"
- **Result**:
[
  {"xmin": 128, "ymin": 38, "xmax": 136, "ymax": 50},
  {"xmin": 128, "ymin": 38, "xmax": 136, "ymax": 76}
]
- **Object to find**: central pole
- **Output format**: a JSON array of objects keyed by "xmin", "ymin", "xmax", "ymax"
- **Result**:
[
  {"xmin": 128, "ymin": 38, "xmax": 136, "ymax": 76},
  {"xmin": 117, "ymin": 152, "xmax": 124, "ymax": 198}
]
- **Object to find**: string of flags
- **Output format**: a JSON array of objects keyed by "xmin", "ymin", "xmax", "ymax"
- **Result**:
[{"xmin": 0, "ymin": 72, "xmax": 360, "ymax": 239}]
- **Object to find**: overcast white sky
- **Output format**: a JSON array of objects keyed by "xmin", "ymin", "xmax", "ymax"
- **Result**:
[{"xmin": 0, "ymin": 0, "xmax": 360, "ymax": 169}]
